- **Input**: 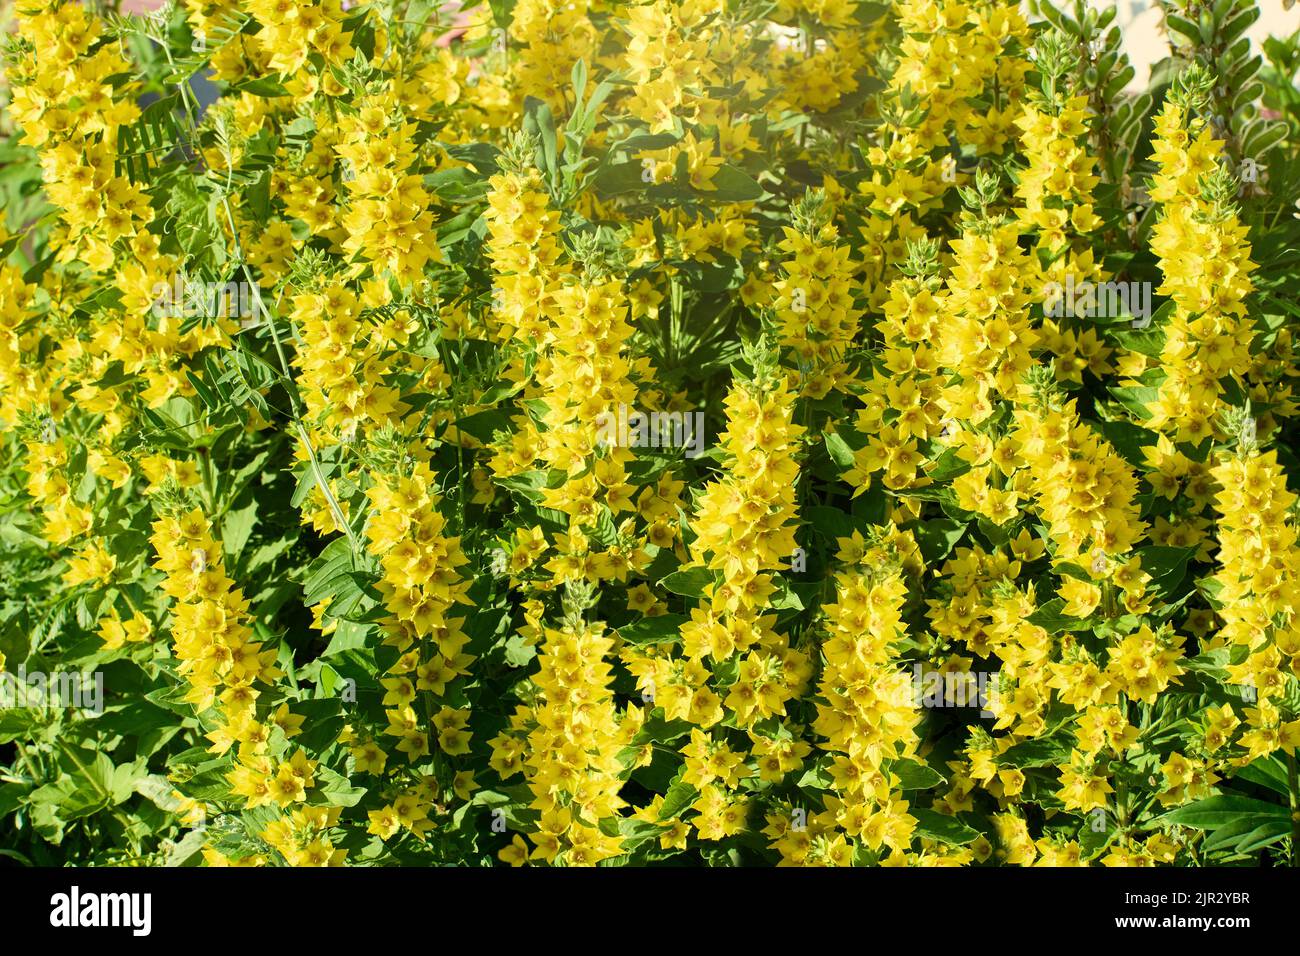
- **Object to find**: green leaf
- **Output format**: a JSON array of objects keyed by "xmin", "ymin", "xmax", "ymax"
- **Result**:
[
  {"xmin": 0, "ymin": 709, "xmax": 42, "ymax": 744},
  {"xmin": 797, "ymin": 756, "xmax": 833, "ymax": 789},
  {"xmin": 163, "ymin": 828, "xmax": 208, "ymax": 866},
  {"xmin": 1158, "ymin": 795, "xmax": 1289, "ymax": 830},
  {"xmin": 824, "ymin": 430, "xmax": 854, "ymax": 469},
  {"xmin": 1094, "ymin": 418, "xmax": 1156, "ymax": 467},
  {"xmin": 233, "ymin": 77, "xmax": 290, "ymax": 97},
  {"xmin": 914, "ymin": 517, "xmax": 966, "ymax": 562},
  {"xmin": 1232, "ymin": 755, "xmax": 1289, "ymax": 796},
  {"xmin": 570, "ymin": 58, "xmax": 588, "ymax": 107},
  {"xmin": 133, "ymin": 774, "xmax": 183, "ymax": 812},
  {"xmin": 658, "ymin": 775, "xmax": 699, "ymax": 821},
  {"xmin": 592, "ymin": 161, "xmax": 653, "ymax": 196},
  {"xmin": 1000, "ymin": 733, "xmax": 1073, "ymax": 769},
  {"xmin": 301, "ymin": 537, "xmax": 356, "ymax": 607},
  {"xmin": 1201, "ymin": 817, "xmax": 1289, "ymax": 855},
  {"xmin": 700, "ymin": 165, "xmax": 763, "ymax": 202},
  {"xmin": 891, "ymin": 758, "xmax": 945, "ymax": 790},
  {"xmin": 221, "ymin": 496, "xmax": 259, "ymax": 559},
  {"xmin": 618, "ymin": 614, "xmax": 686, "ymax": 646},
  {"xmin": 926, "ymin": 447, "xmax": 971, "ymax": 482},
  {"xmin": 522, "ymin": 96, "xmax": 559, "ymax": 187},
  {"xmin": 634, "ymin": 713, "xmax": 694, "ymax": 745},
  {"xmin": 1027, "ymin": 598, "xmax": 1092, "ymax": 634},
  {"xmin": 659, "ymin": 567, "xmax": 713, "ymax": 599},
  {"xmin": 322, "ymin": 619, "xmax": 371, "ymax": 658},
  {"xmin": 618, "ymin": 816, "xmax": 663, "ymax": 852},
  {"xmin": 911, "ymin": 808, "xmax": 980, "ymax": 845},
  {"xmin": 1138, "ymin": 546, "xmax": 1196, "ymax": 599},
  {"xmin": 1108, "ymin": 384, "xmax": 1162, "ymax": 420},
  {"xmin": 453, "ymin": 408, "xmax": 513, "ymax": 443},
  {"xmin": 316, "ymin": 764, "xmax": 366, "ymax": 807}
]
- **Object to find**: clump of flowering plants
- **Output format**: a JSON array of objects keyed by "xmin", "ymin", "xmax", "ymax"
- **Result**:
[{"xmin": 2, "ymin": 0, "xmax": 1300, "ymax": 868}]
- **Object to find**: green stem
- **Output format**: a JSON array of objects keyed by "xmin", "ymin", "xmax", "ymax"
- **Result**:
[
  {"xmin": 1287, "ymin": 749, "xmax": 1299, "ymax": 867},
  {"xmin": 217, "ymin": 196, "xmax": 360, "ymax": 556},
  {"xmin": 197, "ymin": 446, "xmax": 216, "ymax": 513}
]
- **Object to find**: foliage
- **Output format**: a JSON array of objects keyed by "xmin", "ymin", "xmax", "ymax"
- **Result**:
[{"xmin": 2, "ymin": 0, "xmax": 1300, "ymax": 868}]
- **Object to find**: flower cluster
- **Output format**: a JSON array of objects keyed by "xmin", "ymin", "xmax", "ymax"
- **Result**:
[{"xmin": 3, "ymin": 0, "xmax": 1300, "ymax": 870}]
